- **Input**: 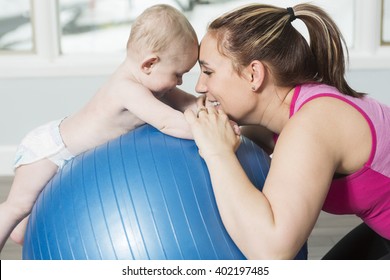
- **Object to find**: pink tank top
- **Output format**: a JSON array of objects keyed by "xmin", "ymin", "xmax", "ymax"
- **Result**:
[{"xmin": 290, "ymin": 83, "xmax": 390, "ymax": 239}]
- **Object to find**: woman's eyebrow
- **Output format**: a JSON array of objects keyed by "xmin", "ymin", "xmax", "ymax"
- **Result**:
[{"xmin": 198, "ymin": 60, "xmax": 209, "ymax": 66}]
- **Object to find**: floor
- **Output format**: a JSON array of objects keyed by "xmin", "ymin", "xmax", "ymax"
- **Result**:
[{"xmin": 0, "ymin": 176, "xmax": 361, "ymax": 260}]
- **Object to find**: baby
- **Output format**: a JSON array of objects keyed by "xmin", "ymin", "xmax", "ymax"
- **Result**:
[{"xmin": 0, "ymin": 4, "xmax": 199, "ymax": 251}]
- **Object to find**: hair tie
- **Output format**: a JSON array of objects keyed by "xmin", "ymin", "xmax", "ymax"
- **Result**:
[{"xmin": 287, "ymin": 7, "xmax": 297, "ymax": 22}]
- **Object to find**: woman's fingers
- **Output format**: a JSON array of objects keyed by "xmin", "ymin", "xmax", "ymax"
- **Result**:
[
  {"xmin": 196, "ymin": 95, "xmax": 206, "ymax": 107},
  {"xmin": 196, "ymin": 107, "xmax": 208, "ymax": 117},
  {"xmin": 184, "ymin": 104, "xmax": 241, "ymax": 159}
]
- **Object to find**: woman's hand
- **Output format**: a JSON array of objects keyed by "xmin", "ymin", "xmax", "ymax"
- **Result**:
[{"xmin": 184, "ymin": 105, "xmax": 241, "ymax": 159}]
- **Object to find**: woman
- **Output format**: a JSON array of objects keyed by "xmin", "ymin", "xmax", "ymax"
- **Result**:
[{"xmin": 184, "ymin": 3, "xmax": 390, "ymax": 259}]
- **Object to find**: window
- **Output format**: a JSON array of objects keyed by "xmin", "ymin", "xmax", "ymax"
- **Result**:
[
  {"xmin": 0, "ymin": 0, "xmax": 389, "ymax": 77},
  {"xmin": 58, "ymin": 0, "xmax": 201, "ymax": 54},
  {"xmin": 0, "ymin": 0, "xmax": 357, "ymax": 54},
  {"xmin": 0, "ymin": 0, "xmax": 34, "ymax": 52},
  {"xmin": 382, "ymin": 0, "xmax": 390, "ymax": 44},
  {"xmin": 59, "ymin": 0, "xmax": 140, "ymax": 54}
]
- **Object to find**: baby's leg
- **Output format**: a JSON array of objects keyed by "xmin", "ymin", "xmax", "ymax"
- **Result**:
[
  {"xmin": 0, "ymin": 159, "xmax": 58, "ymax": 251},
  {"xmin": 10, "ymin": 216, "xmax": 29, "ymax": 245}
]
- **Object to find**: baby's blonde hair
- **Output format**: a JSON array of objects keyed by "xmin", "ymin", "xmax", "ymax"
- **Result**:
[{"xmin": 127, "ymin": 4, "xmax": 198, "ymax": 54}]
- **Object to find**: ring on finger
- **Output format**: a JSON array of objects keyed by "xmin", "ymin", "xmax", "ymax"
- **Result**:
[{"xmin": 196, "ymin": 107, "xmax": 208, "ymax": 118}]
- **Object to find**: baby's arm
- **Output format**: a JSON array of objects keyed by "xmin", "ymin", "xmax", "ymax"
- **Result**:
[
  {"xmin": 121, "ymin": 83, "xmax": 197, "ymax": 139},
  {"xmin": 160, "ymin": 87, "xmax": 199, "ymax": 113},
  {"xmin": 240, "ymin": 125, "xmax": 275, "ymax": 155}
]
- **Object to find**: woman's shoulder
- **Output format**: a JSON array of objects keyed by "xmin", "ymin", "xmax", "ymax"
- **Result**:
[
  {"xmin": 295, "ymin": 83, "xmax": 341, "ymax": 105},
  {"xmin": 292, "ymin": 83, "xmax": 362, "ymax": 116}
]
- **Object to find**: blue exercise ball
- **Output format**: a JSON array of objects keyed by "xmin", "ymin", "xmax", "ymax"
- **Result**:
[{"xmin": 22, "ymin": 124, "xmax": 307, "ymax": 260}]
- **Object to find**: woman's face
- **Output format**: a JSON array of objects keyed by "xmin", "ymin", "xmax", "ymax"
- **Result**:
[{"xmin": 196, "ymin": 33, "xmax": 254, "ymax": 123}]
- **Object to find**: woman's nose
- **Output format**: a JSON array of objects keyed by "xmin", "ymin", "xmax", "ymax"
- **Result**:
[{"xmin": 195, "ymin": 77, "xmax": 206, "ymax": 94}]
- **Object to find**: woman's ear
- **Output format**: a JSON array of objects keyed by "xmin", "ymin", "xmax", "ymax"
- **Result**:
[
  {"xmin": 248, "ymin": 60, "xmax": 265, "ymax": 92},
  {"xmin": 141, "ymin": 54, "xmax": 159, "ymax": 74}
]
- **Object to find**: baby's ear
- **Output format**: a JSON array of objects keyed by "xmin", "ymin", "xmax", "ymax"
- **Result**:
[{"xmin": 141, "ymin": 54, "xmax": 159, "ymax": 74}]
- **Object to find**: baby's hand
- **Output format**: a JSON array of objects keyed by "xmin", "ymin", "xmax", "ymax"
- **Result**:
[{"xmin": 229, "ymin": 120, "xmax": 241, "ymax": 136}]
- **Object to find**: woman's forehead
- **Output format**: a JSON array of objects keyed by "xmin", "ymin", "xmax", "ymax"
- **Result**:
[{"xmin": 199, "ymin": 34, "xmax": 218, "ymax": 59}]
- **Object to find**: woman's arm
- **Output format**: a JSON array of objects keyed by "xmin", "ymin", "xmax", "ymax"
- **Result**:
[{"xmin": 184, "ymin": 104, "xmax": 341, "ymax": 259}]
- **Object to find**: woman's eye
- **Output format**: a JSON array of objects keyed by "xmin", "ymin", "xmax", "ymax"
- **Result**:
[{"xmin": 203, "ymin": 70, "xmax": 212, "ymax": 75}]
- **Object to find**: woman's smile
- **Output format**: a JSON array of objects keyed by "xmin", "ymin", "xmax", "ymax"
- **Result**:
[{"xmin": 206, "ymin": 98, "xmax": 221, "ymax": 109}]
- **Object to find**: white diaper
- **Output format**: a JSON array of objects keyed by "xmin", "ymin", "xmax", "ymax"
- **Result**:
[{"xmin": 14, "ymin": 119, "xmax": 74, "ymax": 170}]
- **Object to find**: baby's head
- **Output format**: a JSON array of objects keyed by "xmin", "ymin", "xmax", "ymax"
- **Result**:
[
  {"xmin": 128, "ymin": 4, "xmax": 198, "ymax": 54},
  {"xmin": 127, "ymin": 5, "xmax": 199, "ymax": 94}
]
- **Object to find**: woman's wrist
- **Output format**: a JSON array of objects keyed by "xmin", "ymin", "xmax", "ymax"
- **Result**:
[{"xmin": 202, "ymin": 149, "xmax": 237, "ymax": 165}]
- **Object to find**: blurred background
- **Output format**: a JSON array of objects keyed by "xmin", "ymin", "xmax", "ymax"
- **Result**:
[{"xmin": 0, "ymin": 0, "xmax": 389, "ymax": 175}]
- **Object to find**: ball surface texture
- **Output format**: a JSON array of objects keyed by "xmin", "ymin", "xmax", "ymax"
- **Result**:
[{"xmin": 23, "ymin": 124, "xmax": 306, "ymax": 260}]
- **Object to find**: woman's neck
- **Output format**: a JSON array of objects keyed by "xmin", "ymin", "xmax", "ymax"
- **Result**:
[{"xmin": 258, "ymin": 85, "xmax": 295, "ymax": 135}]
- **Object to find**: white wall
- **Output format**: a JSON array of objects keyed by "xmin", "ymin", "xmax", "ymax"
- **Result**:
[
  {"xmin": 0, "ymin": 68, "xmax": 389, "ymax": 175},
  {"xmin": 0, "ymin": 75, "xmax": 101, "ymax": 175}
]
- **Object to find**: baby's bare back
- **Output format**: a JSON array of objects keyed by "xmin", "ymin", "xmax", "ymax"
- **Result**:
[{"xmin": 59, "ymin": 71, "xmax": 145, "ymax": 156}]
